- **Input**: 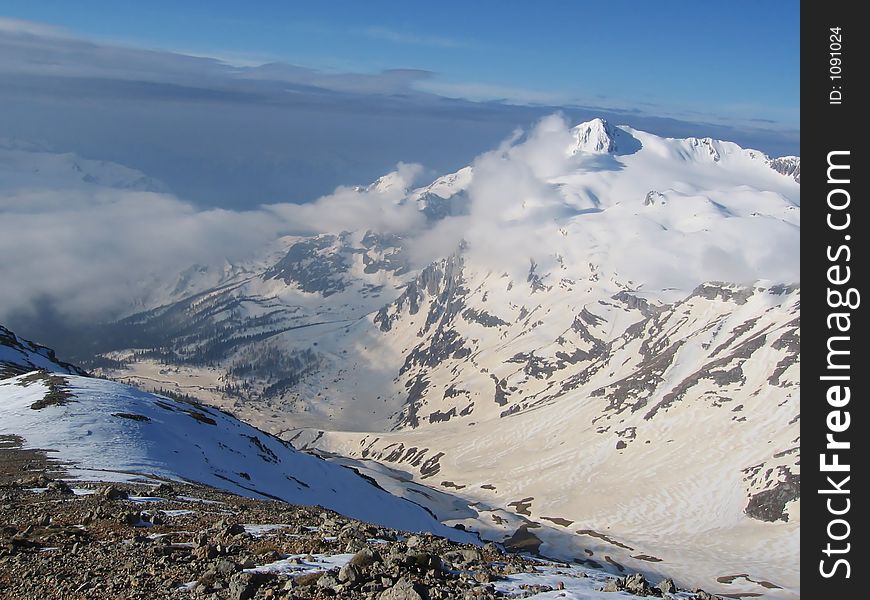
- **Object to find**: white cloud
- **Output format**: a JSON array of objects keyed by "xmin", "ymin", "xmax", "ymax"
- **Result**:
[
  {"xmin": 362, "ymin": 26, "xmax": 473, "ymax": 49},
  {"xmin": 0, "ymin": 152, "xmax": 425, "ymax": 322},
  {"xmin": 0, "ymin": 17, "xmax": 69, "ymax": 37}
]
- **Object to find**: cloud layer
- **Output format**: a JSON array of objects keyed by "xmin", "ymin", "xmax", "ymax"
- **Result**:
[{"xmin": 0, "ymin": 146, "xmax": 425, "ymax": 322}]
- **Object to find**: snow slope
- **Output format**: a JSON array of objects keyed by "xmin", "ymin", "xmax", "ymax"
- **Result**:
[{"xmin": 0, "ymin": 348, "xmax": 473, "ymax": 542}]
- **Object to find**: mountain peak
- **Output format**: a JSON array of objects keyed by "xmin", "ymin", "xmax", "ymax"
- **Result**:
[
  {"xmin": 567, "ymin": 118, "xmax": 618, "ymax": 155},
  {"xmin": 767, "ymin": 155, "xmax": 800, "ymax": 183}
]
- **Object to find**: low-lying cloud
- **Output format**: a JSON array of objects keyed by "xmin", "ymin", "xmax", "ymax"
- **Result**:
[{"xmin": 0, "ymin": 151, "xmax": 425, "ymax": 323}]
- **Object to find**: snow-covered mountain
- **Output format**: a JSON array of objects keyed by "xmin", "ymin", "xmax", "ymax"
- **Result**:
[
  {"xmin": 0, "ymin": 142, "xmax": 165, "ymax": 193},
  {"xmin": 78, "ymin": 118, "xmax": 799, "ymax": 598},
  {"xmin": 0, "ymin": 327, "xmax": 474, "ymax": 542}
]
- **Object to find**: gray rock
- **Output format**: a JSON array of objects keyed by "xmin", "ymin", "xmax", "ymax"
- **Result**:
[
  {"xmin": 339, "ymin": 563, "xmax": 363, "ymax": 586},
  {"xmin": 350, "ymin": 547, "xmax": 382, "ymax": 567},
  {"xmin": 215, "ymin": 520, "xmax": 246, "ymax": 536},
  {"xmin": 623, "ymin": 573, "xmax": 653, "ymax": 595},
  {"xmin": 149, "ymin": 482, "xmax": 175, "ymax": 496},
  {"xmin": 99, "ymin": 485, "xmax": 129, "ymax": 500},
  {"xmin": 192, "ymin": 544, "xmax": 219, "ymax": 560},
  {"xmin": 215, "ymin": 558, "xmax": 239, "ymax": 576},
  {"xmin": 47, "ymin": 480, "xmax": 74, "ymax": 495},
  {"xmin": 483, "ymin": 542, "xmax": 501, "ymax": 555},
  {"xmin": 228, "ymin": 572, "xmax": 266, "ymax": 600},
  {"xmin": 442, "ymin": 548, "xmax": 482, "ymax": 567},
  {"xmin": 379, "ymin": 577, "xmax": 427, "ymax": 600},
  {"xmin": 317, "ymin": 573, "xmax": 339, "ymax": 589},
  {"xmin": 658, "ymin": 578, "xmax": 677, "ymax": 594}
]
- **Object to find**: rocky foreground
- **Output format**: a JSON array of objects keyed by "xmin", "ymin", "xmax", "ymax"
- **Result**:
[{"xmin": 0, "ymin": 438, "xmax": 721, "ymax": 600}]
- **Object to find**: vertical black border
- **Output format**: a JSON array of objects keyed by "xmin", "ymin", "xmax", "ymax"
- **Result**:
[{"xmin": 802, "ymin": 2, "xmax": 867, "ymax": 596}]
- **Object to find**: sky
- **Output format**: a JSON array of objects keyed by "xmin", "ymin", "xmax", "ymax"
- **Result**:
[{"xmin": 0, "ymin": 1, "xmax": 799, "ymax": 129}]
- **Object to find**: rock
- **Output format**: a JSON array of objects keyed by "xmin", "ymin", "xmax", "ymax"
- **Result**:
[
  {"xmin": 215, "ymin": 558, "xmax": 239, "ymax": 576},
  {"xmin": 623, "ymin": 573, "xmax": 654, "ymax": 595},
  {"xmin": 483, "ymin": 542, "xmax": 501, "ymax": 555},
  {"xmin": 149, "ymin": 482, "xmax": 175, "ymax": 496},
  {"xmin": 389, "ymin": 551, "xmax": 411, "ymax": 567},
  {"xmin": 197, "ymin": 569, "xmax": 218, "ymax": 589},
  {"xmin": 443, "ymin": 548, "xmax": 482, "ymax": 567},
  {"xmin": 379, "ymin": 577, "xmax": 427, "ymax": 600},
  {"xmin": 362, "ymin": 580, "xmax": 385, "ymax": 594},
  {"xmin": 192, "ymin": 544, "xmax": 219, "ymax": 560},
  {"xmin": 99, "ymin": 485, "xmax": 129, "ymax": 500},
  {"xmin": 216, "ymin": 520, "xmax": 245, "ymax": 537},
  {"xmin": 36, "ymin": 514, "xmax": 52, "ymax": 526},
  {"xmin": 405, "ymin": 535, "xmax": 424, "ymax": 549},
  {"xmin": 473, "ymin": 571, "xmax": 492, "ymax": 583},
  {"xmin": 228, "ymin": 572, "xmax": 267, "ymax": 600},
  {"xmin": 47, "ymin": 480, "xmax": 74, "ymax": 495},
  {"xmin": 120, "ymin": 511, "xmax": 141, "ymax": 525},
  {"xmin": 295, "ymin": 572, "xmax": 324, "ymax": 587},
  {"xmin": 317, "ymin": 573, "xmax": 339, "ymax": 589},
  {"xmin": 339, "ymin": 563, "xmax": 364, "ymax": 586},
  {"xmin": 658, "ymin": 578, "xmax": 677, "ymax": 594},
  {"xmin": 350, "ymin": 547, "xmax": 382, "ymax": 567},
  {"xmin": 339, "ymin": 523, "xmax": 367, "ymax": 542},
  {"xmin": 141, "ymin": 511, "xmax": 163, "ymax": 526},
  {"xmin": 16, "ymin": 473, "xmax": 52, "ymax": 488},
  {"xmin": 600, "ymin": 573, "xmax": 658, "ymax": 595},
  {"xmin": 408, "ymin": 551, "xmax": 442, "ymax": 572}
]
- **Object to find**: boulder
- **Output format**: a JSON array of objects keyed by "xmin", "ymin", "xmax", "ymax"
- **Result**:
[
  {"xmin": 99, "ymin": 485, "xmax": 129, "ymax": 500},
  {"xmin": 350, "ymin": 547, "xmax": 382, "ymax": 567},
  {"xmin": 339, "ymin": 563, "xmax": 364, "ymax": 586},
  {"xmin": 379, "ymin": 577, "xmax": 427, "ymax": 600}
]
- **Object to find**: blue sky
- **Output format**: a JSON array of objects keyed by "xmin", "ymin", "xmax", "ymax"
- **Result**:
[{"xmin": 0, "ymin": 0, "xmax": 799, "ymax": 128}]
